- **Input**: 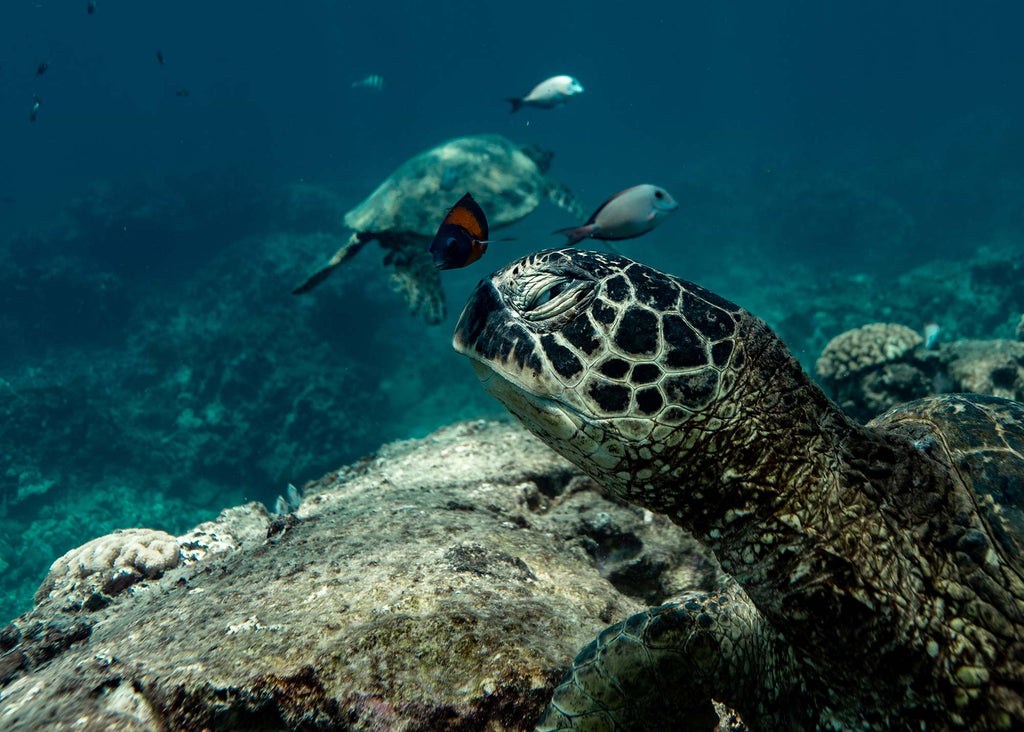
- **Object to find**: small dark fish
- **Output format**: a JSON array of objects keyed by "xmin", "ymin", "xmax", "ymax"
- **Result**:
[
  {"xmin": 174, "ymin": 86, "xmax": 189, "ymax": 97},
  {"xmin": 429, "ymin": 193, "xmax": 495, "ymax": 270},
  {"xmin": 87, "ymin": 0, "xmax": 96, "ymax": 13},
  {"xmin": 156, "ymin": 50, "xmax": 165, "ymax": 65},
  {"xmin": 35, "ymin": 61, "xmax": 48, "ymax": 78},
  {"xmin": 28, "ymin": 94, "xmax": 40, "ymax": 123}
]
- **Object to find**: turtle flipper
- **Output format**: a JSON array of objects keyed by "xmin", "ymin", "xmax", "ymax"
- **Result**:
[
  {"xmin": 537, "ymin": 580, "xmax": 813, "ymax": 732},
  {"xmin": 545, "ymin": 180, "xmax": 586, "ymax": 220},
  {"xmin": 388, "ymin": 251, "xmax": 446, "ymax": 325},
  {"xmin": 292, "ymin": 232, "xmax": 368, "ymax": 295}
]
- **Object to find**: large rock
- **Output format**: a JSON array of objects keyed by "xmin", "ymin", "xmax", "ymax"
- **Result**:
[{"xmin": 0, "ymin": 421, "xmax": 712, "ymax": 731}]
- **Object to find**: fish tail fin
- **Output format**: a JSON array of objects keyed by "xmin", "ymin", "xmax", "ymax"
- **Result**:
[
  {"xmin": 553, "ymin": 225, "xmax": 594, "ymax": 246},
  {"xmin": 292, "ymin": 234, "xmax": 367, "ymax": 295},
  {"xmin": 506, "ymin": 97, "xmax": 524, "ymax": 113}
]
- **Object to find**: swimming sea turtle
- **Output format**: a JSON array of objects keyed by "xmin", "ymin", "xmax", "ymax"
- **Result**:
[
  {"xmin": 292, "ymin": 134, "xmax": 584, "ymax": 324},
  {"xmin": 453, "ymin": 248, "xmax": 1024, "ymax": 730}
]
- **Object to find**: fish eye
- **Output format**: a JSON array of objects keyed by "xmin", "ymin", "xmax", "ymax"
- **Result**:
[
  {"xmin": 654, "ymin": 190, "xmax": 664, "ymax": 199},
  {"xmin": 445, "ymin": 237, "xmax": 459, "ymax": 249}
]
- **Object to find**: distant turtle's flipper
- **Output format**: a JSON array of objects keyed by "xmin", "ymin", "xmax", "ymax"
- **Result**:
[
  {"xmin": 389, "ymin": 251, "xmax": 446, "ymax": 325},
  {"xmin": 544, "ymin": 180, "xmax": 586, "ymax": 220},
  {"xmin": 292, "ymin": 233, "xmax": 368, "ymax": 295}
]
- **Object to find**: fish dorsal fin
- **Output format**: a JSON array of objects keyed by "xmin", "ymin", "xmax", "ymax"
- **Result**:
[
  {"xmin": 585, "ymin": 185, "xmax": 639, "ymax": 225},
  {"xmin": 443, "ymin": 193, "xmax": 488, "ymax": 241}
]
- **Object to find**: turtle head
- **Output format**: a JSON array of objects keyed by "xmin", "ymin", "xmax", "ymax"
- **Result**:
[
  {"xmin": 519, "ymin": 144, "xmax": 554, "ymax": 173},
  {"xmin": 453, "ymin": 248, "xmax": 765, "ymax": 509}
]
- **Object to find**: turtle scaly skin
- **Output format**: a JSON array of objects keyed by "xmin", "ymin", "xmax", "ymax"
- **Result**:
[{"xmin": 452, "ymin": 248, "xmax": 1024, "ymax": 730}]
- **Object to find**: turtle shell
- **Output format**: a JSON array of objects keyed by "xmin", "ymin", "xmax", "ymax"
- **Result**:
[
  {"xmin": 344, "ymin": 135, "xmax": 548, "ymax": 236},
  {"xmin": 869, "ymin": 393, "xmax": 1024, "ymax": 574}
]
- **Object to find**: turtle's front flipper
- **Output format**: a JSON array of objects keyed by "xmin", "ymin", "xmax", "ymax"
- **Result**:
[
  {"xmin": 389, "ymin": 250, "xmax": 446, "ymax": 325},
  {"xmin": 292, "ymin": 232, "xmax": 368, "ymax": 295},
  {"xmin": 537, "ymin": 580, "xmax": 812, "ymax": 732},
  {"xmin": 545, "ymin": 180, "xmax": 586, "ymax": 220}
]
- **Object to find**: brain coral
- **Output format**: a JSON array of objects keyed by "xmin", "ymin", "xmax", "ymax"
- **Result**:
[
  {"xmin": 815, "ymin": 323, "xmax": 923, "ymax": 382},
  {"xmin": 34, "ymin": 528, "xmax": 181, "ymax": 609}
]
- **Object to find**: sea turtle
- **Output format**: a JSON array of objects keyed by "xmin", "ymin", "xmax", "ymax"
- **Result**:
[
  {"xmin": 292, "ymin": 134, "xmax": 584, "ymax": 324},
  {"xmin": 452, "ymin": 248, "xmax": 1024, "ymax": 730}
]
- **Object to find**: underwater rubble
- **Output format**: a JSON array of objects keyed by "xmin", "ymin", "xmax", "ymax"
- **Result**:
[{"xmin": 0, "ymin": 421, "xmax": 716, "ymax": 730}]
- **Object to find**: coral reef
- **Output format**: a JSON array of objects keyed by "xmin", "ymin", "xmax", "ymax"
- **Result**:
[
  {"xmin": 2, "ymin": 169, "xmax": 1023, "ymax": 634},
  {"xmin": 0, "ymin": 180, "xmax": 494, "ymax": 625},
  {"xmin": 815, "ymin": 323, "xmax": 923, "ymax": 383},
  {"xmin": 0, "ymin": 421, "xmax": 715, "ymax": 730},
  {"xmin": 818, "ymin": 335, "xmax": 1024, "ymax": 421},
  {"xmin": 1017, "ymin": 314, "xmax": 1024, "ymax": 341},
  {"xmin": 34, "ymin": 529, "xmax": 181, "ymax": 613}
]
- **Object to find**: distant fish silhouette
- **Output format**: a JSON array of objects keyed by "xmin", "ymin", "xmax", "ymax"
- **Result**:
[
  {"xmin": 35, "ymin": 61, "xmax": 48, "ymax": 78},
  {"xmin": 507, "ymin": 75, "xmax": 583, "ymax": 113},
  {"xmin": 351, "ymin": 74, "xmax": 385, "ymax": 91},
  {"xmin": 87, "ymin": 0, "xmax": 96, "ymax": 14},
  {"xmin": 156, "ymin": 49, "xmax": 165, "ymax": 65},
  {"xmin": 28, "ymin": 94, "xmax": 40, "ymax": 123},
  {"xmin": 174, "ymin": 86, "xmax": 189, "ymax": 97}
]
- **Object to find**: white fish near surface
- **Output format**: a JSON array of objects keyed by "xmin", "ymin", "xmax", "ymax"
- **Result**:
[
  {"xmin": 351, "ymin": 74, "xmax": 385, "ymax": 91},
  {"xmin": 555, "ymin": 184, "xmax": 679, "ymax": 246},
  {"xmin": 507, "ymin": 75, "xmax": 583, "ymax": 113}
]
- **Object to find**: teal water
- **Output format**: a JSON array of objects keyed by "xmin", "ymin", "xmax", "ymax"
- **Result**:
[{"xmin": 1, "ymin": 1, "xmax": 1023, "ymax": 623}]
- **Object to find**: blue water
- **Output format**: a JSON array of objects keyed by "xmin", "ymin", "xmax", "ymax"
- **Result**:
[{"xmin": 1, "ymin": 1, "xmax": 1023, "ymax": 622}]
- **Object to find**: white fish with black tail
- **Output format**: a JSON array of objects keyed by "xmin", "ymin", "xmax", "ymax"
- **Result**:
[
  {"xmin": 352, "ymin": 74, "xmax": 385, "ymax": 91},
  {"xmin": 506, "ymin": 75, "xmax": 583, "ymax": 112},
  {"xmin": 554, "ymin": 184, "xmax": 678, "ymax": 246}
]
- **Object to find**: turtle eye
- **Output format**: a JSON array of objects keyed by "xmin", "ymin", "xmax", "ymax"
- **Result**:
[{"xmin": 514, "ymin": 270, "xmax": 595, "ymax": 321}]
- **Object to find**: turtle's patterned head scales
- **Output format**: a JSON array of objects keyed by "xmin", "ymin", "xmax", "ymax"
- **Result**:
[{"xmin": 453, "ymin": 248, "xmax": 752, "ymax": 502}]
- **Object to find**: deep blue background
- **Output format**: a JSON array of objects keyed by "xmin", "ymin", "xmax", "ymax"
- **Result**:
[{"xmin": 4, "ymin": 1, "xmax": 1023, "ymax": 229}]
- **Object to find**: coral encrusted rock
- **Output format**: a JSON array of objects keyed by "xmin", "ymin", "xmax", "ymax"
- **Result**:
[
  {"xmin": 32, "ymin": 528, "xmax": 181, "ymax": 613},
  {"xmin": 817, "ymin": 333, "xmax": 1024, "ymax": 422},
  {"xmin": 0, "ymin": 420, "xmax": 713, "ymax": 731},
  {"xmin": 815, "ymin": 322, "xmax": 923, "ymax": 382}
]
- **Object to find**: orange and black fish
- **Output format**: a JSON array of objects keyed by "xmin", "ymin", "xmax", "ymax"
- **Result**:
[{"xmin": 429, "ymin": 193, "xmax": 503, "ymax": 270}]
